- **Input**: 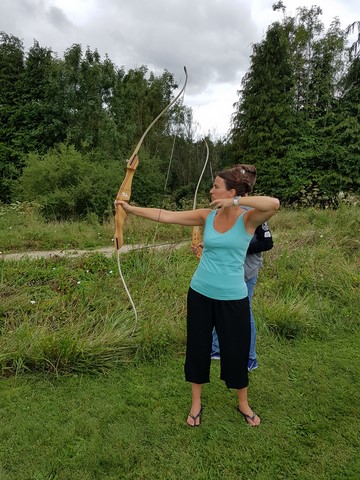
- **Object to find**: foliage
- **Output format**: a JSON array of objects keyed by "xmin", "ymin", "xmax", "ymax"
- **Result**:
[
  {"xmin": 1, "ymin": 5, "xmax": 360, "ymax": 211},
  {"xmin": 230, "ymin": 5, "xmax": 360, "ymax": 204},
  {"xmin": 0, "ymin": 37, "xmax": 191, "ymax": 205},
  {"xmin": 13, "ymin": 144, "xmax": 119, "ymax": 220}
]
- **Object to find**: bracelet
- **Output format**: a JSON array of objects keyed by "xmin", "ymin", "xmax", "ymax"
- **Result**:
[{"xmin": 233, "ymin": 196, "xmax": 240, "ymax": 206}]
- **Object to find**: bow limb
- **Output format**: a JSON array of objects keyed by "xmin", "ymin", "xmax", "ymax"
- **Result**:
[
  {"xmin": 114, "ymin": 66, "xmax": 188, "ymax": 251},
  {"xmin": 192, "ymin": 139, "xmax": 210, "ymax": 259},
  {"xmin": 128, "ymin": 66, "xmax": 188, "ymax": 165},
  {"xmin": 191, "ymin": 226, "xmax": 203, "ymax": 259}
]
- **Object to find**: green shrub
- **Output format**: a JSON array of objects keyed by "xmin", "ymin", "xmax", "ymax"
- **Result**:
[{"xmin": 14, "ymin": 144, "xmax": 119, "ymax": 220}]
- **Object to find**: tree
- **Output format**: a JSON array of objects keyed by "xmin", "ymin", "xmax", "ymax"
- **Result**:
[
  {"xmin": 14, "ymin": 40, "xmax": 68, "ymax": 152},
  {"xmin": 229, "ymin": 4, "xmax": 358, "ymax": 203},
  {"xmin": 0, "ymin": 33, "xmax": 210, "ymax": 209},
  {"xmin": 0, "ymin": 33, "xmax": 25, "ymax": 201},
  {"xmin": 62, "ymin": 44, "xmax": 120, "ymax": 155},
  {"xmin": 230, "ymin": 17, "xmax": 297, "ymax": 197}
]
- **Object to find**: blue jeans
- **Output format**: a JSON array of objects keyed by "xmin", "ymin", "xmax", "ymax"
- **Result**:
[{"xmin": 211, "ymin": 275, "xmax": 258, "ymax": 360}]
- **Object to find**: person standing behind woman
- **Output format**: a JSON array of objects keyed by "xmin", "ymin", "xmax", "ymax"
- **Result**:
[
  {"xmin": 211, "ymin": 165, "xmax": 274, "ymax": 372},
  {"xmin": 115, "ymin": 166, "xmax": 280, "ymax": 427}
]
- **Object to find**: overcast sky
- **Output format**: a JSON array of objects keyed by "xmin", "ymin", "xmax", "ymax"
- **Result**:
[{"xmin": 1, "ymin": 0, "xmax": 359, "ymax": 138}]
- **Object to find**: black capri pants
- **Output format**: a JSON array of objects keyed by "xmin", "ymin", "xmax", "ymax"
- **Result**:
[{"xmin": 184, "ymin": 288, "xmax": 250, "ymax": 389}]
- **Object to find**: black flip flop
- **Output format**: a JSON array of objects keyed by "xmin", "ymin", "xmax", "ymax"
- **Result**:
[
  {"xmin": 187, "ymin": 406, "xmax": 203, "ymax": 427},
  {"xmin": 237, "ymin": 407, "xmax": 260, "ymax": 427}
]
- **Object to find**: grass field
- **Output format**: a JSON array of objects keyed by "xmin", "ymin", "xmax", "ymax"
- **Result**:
[{"xmin": 0, "ymin": 203, "xmax": 359, "ymax": 479}]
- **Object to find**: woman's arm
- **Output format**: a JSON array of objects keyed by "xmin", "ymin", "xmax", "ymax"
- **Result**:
[
  {"xmin": 210, "ymin": 196, "xmax": 280, "ymax": 233},
  {"xmin": 115, "ymin": 201, "xmax": 211, "ymax": 227},
  {"xmin": 241, "ymin": 197, "xmax": 280, "ymax": 232}
]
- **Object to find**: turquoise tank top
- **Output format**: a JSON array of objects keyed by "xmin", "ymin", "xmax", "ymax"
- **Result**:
[{"xmin": 190, "ymin": 209, "xmax": 253, "ymax": 300}]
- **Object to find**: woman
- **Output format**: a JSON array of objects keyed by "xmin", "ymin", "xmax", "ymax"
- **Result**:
[
  {"xmin": 209, "ymin": 164, "xmax": 274, "ymax": 372},
  {"xmin": 115, "ymin": 166, "xmax": 280, "ymax": 427}
]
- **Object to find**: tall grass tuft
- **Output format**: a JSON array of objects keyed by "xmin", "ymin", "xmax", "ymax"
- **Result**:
[{"xmin": 0, "ymin": 311, "xmax": 137, "ymax": 376}]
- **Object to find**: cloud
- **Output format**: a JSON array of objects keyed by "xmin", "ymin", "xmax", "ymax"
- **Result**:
[
  {"xmin": 1, "ymin": 0, "xmax": 359, "ymax": 135},
  {"xmin": 47, "ymin": 0, "xmax": 259, "ymax": 93},
  {"xmin": 1, "ymin": 0, "xmax": 258, "ymax": 92},
  {"xmin": 47, "ymin": 6, "xmax": 73, "ymax": 31}
]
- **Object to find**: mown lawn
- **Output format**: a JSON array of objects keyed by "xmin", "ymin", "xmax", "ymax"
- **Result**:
[{"xmin": 0, "ymin": 332, "xmax": 359, "ymax": 480}]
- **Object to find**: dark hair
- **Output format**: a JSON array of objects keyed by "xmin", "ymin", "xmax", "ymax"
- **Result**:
[
  {"xmin": 217, "ymin": 164, "xmax": 255, "ymax": 196},
  {"xmin": 235, "ymin": 164, "xmax": 257, "ymax": 189}
]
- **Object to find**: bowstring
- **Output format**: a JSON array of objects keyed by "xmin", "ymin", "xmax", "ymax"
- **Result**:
[
  {"xmin": 209, "ymin": 156, "xmax": 214, "ymax": 184},
  {"xmin": 116, "ymin": 247, "xmax": 138, "ymax": 335}
]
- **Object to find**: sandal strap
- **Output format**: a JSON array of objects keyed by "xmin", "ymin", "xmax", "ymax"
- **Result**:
[
  {"xmin": 238, "ymin": 407, "xmax": 259, "ymax": 426},
  {"xmin": 187, "ymin": 406, "xmax": 203, "ymax": 426},
  {"xmin": 188, "ymin": 411, "xmax": 201, "ymax": 421},
  {"xmin": 242, "ymin": 412, "xmax": 256, "ymax": 421}
]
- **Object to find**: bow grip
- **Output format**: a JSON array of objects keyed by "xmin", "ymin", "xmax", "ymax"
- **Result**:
[
  {"xmin": 192, "ymin": 226, "xmax": 203, "ymax": 260},
  {"xmin": 114, "ymin": 205, "xmax": 127, "ymax": 250}
]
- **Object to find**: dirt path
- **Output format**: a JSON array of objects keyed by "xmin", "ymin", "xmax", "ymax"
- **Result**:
[{"xmin": 1, "ymin": 241, "xmax": 188, "ymax": 261}]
